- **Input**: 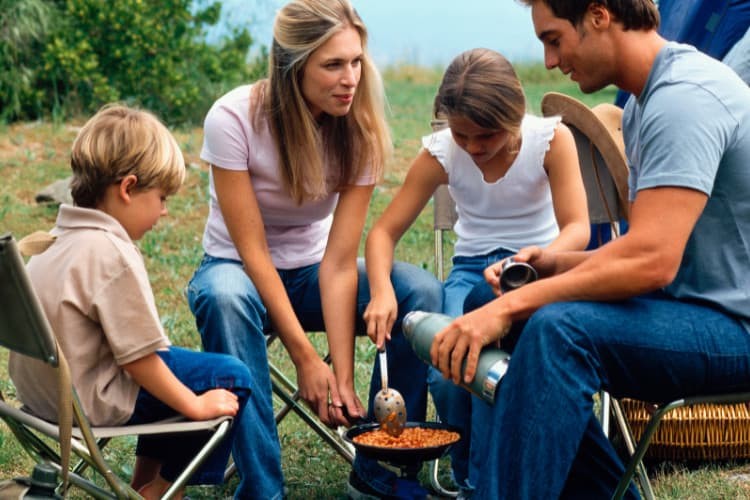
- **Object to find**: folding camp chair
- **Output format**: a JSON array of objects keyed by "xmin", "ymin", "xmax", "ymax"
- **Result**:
[{"xmin": 0, "ymin": 232, "xmax": 234, "ymax": 500}]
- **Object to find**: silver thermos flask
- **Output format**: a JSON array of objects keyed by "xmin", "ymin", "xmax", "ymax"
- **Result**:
[{"xmin": 402, "ymin": 311, "xmax": 511, "ymax": 404}]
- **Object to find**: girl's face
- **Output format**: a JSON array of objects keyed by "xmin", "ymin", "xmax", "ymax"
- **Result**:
[
  {"xmin": 448, "ymin": 115, "xmax": 513, "ymax": 167},
  {"xmin": 301, "ymin": 26, "xmax": 363, "ymax": 120}
]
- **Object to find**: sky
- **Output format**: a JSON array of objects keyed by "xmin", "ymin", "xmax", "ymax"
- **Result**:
[{"xmin": 209, "ymin": 0, "xmax": 544, "ymax": 68}]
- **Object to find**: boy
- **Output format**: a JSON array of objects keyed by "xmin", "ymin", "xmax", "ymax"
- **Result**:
[{"xmin": 9, "ymin": 104, "xmax": 252, "ymax": 500}]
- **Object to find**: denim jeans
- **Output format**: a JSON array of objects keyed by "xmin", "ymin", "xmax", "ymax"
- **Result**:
[
  {"xmin": 473, "ymin": 292, "xmax": 750, "ymax": 499},
  {"xmin": 428, "ymin": 247, "xmax": 514, "ymax": 494},
  {"xmin": 187, "ymin": 254, "xmax": 442, "ymax": 498},
  {"xmin": 126, "ymin": 346, "xmax": 251, "ymax": 486}
]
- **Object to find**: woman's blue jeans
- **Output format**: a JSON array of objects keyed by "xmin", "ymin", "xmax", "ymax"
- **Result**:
[
  {"xmin": 428, "ymin": 248, "xmax": 514, "ymax": 494},
  {"xmin": 126, "ymin": 346, "xmax": 251, "ymax": 486},
  {"xmin": 474, "ymin": 292, "xmax": 750, "ymax": 498},
  {"xmin": 187, "ymin": 255, "xmax": 442, "ymax": 498}
]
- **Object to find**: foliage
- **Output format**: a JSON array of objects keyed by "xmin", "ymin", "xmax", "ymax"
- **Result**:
[
  {"xmin": 0, "ymin": 0, "xmax": 52, "ymax": 121},
  {"xmin": 2, "ymin": 0, "xmax": 265, "ymax": 125}
]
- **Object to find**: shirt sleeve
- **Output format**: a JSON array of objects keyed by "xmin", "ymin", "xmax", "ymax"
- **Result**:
[
  {"xmin": 421, "ymin": 128, "xmax": 453, "ymax": 175},
  {"xmin": 634, "ymin": 84, "xmax": 732, "ymax": 196},
  {"xmin": 200, "ymin": 95, "xmax": 252, "ymax": 171},
  {"xmin": 91, "ymin": 256, "xmax": 170, "ymax": 366}
]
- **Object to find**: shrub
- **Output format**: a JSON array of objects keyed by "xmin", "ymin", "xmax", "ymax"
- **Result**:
[{"xmin": 3, "ymin": 0, "xmax": 265, "ymax": 125}]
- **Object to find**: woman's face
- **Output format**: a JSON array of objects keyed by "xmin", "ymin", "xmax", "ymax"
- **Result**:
[
  {"xmin": 301, "ymin": 26, "xmax": 363, "ymax": 120},
  {"xmin": 448, "ymin": 115, "xmax": 513, "ymax": 167}
]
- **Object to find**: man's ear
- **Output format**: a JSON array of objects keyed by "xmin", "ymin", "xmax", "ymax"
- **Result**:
[
  {"xmin": 117, "ymin": 174, "xmax": 138, "ymax": 203},
  {"xmin": 588, "ymin": 3, "xmax": 611, "ymax": 30}
]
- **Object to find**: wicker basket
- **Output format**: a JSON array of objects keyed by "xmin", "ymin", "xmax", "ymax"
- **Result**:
[{"xmin": 620, "ymin": 399, "xmax": 750, "ymax": 461}]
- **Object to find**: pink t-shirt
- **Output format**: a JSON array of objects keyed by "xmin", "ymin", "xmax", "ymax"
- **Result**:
[{"xmin": 200, "ymin": 84, "xmax": 376, "ymax": 269}]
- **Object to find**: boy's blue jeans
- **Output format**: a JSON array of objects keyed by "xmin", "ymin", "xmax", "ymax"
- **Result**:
[
  {"xmin": 475, "ymin": 292, "xmax": 750, "ymax": 498},
  {"xmin": 127, "ymin": 346, "xmax": 251, "ymax": 486},
  {"xmin": 187, "ymin": 255, "xmax": 442, "ymax": 498},
  {"xmin": 428, "ymin": 247, "xmax": 514, "ymax": 495}
]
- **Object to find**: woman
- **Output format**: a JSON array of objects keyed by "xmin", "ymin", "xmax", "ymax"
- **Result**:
[{"xmin": 187, "ymin": 1, "xmax": 442, "ymax": 497}]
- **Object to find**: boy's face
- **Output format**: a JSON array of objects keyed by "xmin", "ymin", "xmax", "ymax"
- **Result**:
[
  {"xmin": 531, "ymin": 1, "xmax": 614, "ymax": 94},
  {"xmin": 122, "ymin": 187, "xmax": 168, "ymax": 241}
]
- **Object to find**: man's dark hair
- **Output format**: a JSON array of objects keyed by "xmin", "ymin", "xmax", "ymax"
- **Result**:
[{"xmin": 518, "ymin": 0, "xmax": 659, "ymax": 31}]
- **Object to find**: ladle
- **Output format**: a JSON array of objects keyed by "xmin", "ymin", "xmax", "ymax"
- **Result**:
[{"xmin": 373, "ymin": 346, "xmax": 406, "ymax": 437}]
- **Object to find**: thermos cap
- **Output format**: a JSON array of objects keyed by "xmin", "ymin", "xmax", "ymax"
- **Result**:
[{"xmin": 500, "ymin": 260, "xmax": 537, "ymax": 292}]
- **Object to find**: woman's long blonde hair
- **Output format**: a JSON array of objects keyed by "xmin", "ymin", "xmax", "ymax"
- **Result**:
[{"xmin": 252, "ymin": 0, "xmax": 391, "ymax": 204}]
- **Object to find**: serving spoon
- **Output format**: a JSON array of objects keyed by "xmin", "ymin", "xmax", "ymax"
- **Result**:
[{"xmin": 373, "ymin": 346, "xmax": 406, "ymax": 437}]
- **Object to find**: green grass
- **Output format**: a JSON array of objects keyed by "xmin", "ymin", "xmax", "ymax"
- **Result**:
[{"xmin": 1, "ymin": 63, "xmax": 748, "ymax": 498}]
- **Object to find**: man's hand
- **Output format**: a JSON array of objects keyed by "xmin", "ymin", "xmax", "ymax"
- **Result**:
[{"xmin": 430, "ymin": 304, "xmax": 512, "ymax": 384}]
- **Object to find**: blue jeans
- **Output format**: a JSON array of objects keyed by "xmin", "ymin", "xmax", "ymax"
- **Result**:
[
  {"xmin": 474, "ymin": 292, "xmax": 750, "ymax": 499},
  {"xmin": 428, "ymin": 248, "xmax": 514, "ymax": 494},
  {"xmin": 127, "ymin": 347, "xmax": 251, "ymax": 486},
  {"xmin": 187, "ymin": 255, "xmax": 442, "ymax": 498}
]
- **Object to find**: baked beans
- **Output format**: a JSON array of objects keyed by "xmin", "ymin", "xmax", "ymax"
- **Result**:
[{"xmin": 353, "ymin": 427, "xmax": 460, "ymax": 449}]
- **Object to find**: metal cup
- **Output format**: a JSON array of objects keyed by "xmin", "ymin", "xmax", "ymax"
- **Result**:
[{"xmin": 499, "ymin": 260, "xmax": 537, "ymax": 292}]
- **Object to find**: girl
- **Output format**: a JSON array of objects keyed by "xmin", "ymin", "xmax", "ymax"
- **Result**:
[
  {"xmin": 364, "ymin": 47, "xmax": 589, "ymax": 496},
  {"xmin": 186, "ymin": 1, "xmax": 442, "ymax": 497}
]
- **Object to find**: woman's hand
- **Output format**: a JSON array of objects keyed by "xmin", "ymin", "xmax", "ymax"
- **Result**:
[
  {"xmin": 363, "ymin": 287, "xmax": 398, "ymax": 349},
  {"xmin": 296, "ymin": 356, "xmax": 342, "ymax": 427},
  {"xmin": 188, "ymin": 389, "xmax": 240, "ymax": 420},
  {"xmin": 430, "ymin": 303, "xmax": 512, "ymax": 385},
  {"xmin": 328, "ymin": 383, "xmax": 366, "ymax": 427}
]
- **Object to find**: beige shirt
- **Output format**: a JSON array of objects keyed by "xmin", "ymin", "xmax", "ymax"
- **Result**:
[{"xmin": 9, "ymin": 205, "xmax": 170, "ymax": 425}]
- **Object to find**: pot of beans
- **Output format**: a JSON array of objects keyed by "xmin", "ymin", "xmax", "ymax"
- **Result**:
[{"xmin": 344, "ymin": 421, "xmax": 461, "ymax": 465}]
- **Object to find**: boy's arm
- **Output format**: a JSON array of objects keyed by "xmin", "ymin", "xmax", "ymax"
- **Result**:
[{"xmin": 122, "ymin": 352, "xmax": 239, "ymax": 421}]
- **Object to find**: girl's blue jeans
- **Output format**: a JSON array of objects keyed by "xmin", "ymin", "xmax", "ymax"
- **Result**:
[
  {"xmin": 428, "ymin": 247, "xmax": 514, "ymax": 495},
  {"xmin": 126, "ymin": 346, "xmax": 251, "ymax": 486},
  {"xmin": 187, "ymin": 254, "xmax": 443, "ymax": 498},
  {"xmin": 474, "ymin": 291, "xmax": 750, "ymax": 498}
]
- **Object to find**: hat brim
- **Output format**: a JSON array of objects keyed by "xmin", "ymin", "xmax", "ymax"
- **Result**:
[{"xmin": 541, "ymin": 92, "xmax": 629, "ymax": 220}]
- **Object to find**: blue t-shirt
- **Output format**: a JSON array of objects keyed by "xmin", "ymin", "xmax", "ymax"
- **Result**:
[{"xmin": 623, "ymin": 42, "xmax": 750, "ymax": 330}]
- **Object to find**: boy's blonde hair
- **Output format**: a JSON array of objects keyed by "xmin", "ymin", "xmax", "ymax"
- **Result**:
[
  {"xmin": 70, "ymin": 104, "xmax": 186, "ymax": 208},
  {"xmin": 253, "ymin": 0, "xmax": 391, "ymax": 204}
]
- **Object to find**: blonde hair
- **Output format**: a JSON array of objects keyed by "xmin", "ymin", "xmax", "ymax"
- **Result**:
[
  {"xmin": 70, "ymin": 104, "xmax": 186, "ymax": 208},
  {"xmin": 252, "ymin": 0, "xmax": 391, "ymax": 204},
  {"xmin": 434, "ymin": 48, "xmax": 526, "ymax": 139}
]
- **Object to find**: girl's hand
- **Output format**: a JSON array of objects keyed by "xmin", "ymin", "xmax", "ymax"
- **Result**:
[
  {"xmin": 430, "ymin": 304, "xmax": 511, "ymax": 384},
  {"xmin": 188, "ymin": 389, "xmax": 239, "ymax": 420},
  {"xmin": 363, "ymin": 288, "xmax": 398, "ymax": 349},
  {"xmin": 513, "ymin": 245, "xmax": 557, "ymax": 278}
]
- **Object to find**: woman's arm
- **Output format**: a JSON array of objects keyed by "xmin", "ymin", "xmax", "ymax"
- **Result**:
[
  {"xmin": 123, "ymin": 353, "xmax": 239, "ymax": 420},
  {"xmin": 318, "ymin": 184, "xmax": 373, "ymax": 422},
  {"xmin": 544, "ymin": 122, "xmax": 591, "ymax": 252},
  {"xmin": 364, "ymin": 150, "xmax": 448, "ymax": 348},
  {"xmin": 212, "ymin": 166, "xmax": 337, "ymax": 424}
]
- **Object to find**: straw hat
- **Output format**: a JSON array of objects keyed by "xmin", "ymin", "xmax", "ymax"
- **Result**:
[{"xmin": 541, "ymin": 91, "xmax": 629, "ymax": 221}]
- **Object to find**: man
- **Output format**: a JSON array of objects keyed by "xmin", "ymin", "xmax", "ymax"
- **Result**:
[{"xmin": 429, "ymin": 1, "xmax": 750, "ymax": 498}]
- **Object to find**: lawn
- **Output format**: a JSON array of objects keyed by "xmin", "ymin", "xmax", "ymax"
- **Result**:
[{"xmin": 1, "ymin": 64, "xmax": 749, "ymax": 499}]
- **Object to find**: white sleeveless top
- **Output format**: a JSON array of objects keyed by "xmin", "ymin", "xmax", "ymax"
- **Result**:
[{"xmin": 423, "ymin": 114, "xmax": 561, "ymax": 257}]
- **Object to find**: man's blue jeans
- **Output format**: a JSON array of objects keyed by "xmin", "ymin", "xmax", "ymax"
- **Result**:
[
  {"xmin": 428, "ymin": 247, "xmax": 514, "ymax": 494},
  {"xmin": 187, "ymin": 255, "xmax": 442, "ymax": 498},
  {"xmin": 127, "ymin": 346, "xmax": 251, "ymax": 486},
  {"xmin": 474, "ymin": 292, "xmax": 750, "ymax": 498}
]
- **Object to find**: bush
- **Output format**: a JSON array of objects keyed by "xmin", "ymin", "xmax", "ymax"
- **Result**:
[
  {"xmin": 0, "ymin": 0, "xmax": 53, "ymax": 121},
  {"xmin": 3, "ymin": 0, "xmax": 265, "ymax": 125}
]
